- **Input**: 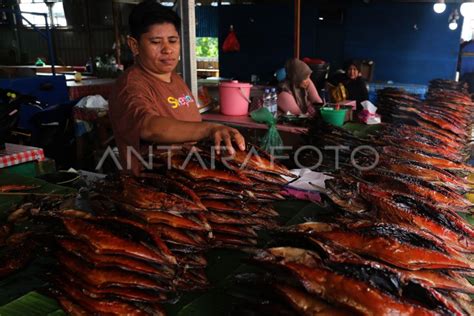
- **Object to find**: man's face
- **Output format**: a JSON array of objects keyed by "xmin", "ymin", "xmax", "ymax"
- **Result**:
[{"xmin": 128, "ymin": 22, "xmax": 180, "ymax": 75}]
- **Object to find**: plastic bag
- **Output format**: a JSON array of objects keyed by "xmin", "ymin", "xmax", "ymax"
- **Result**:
[
  {"xmin": 250, "ymin": 107, "xmax": 283, "ymax": 154},
  {"xmin": 328, "ymin": 82, "xmax": 347, "ymax": 103},
  {"xmin": 75, "ymin": 95, "xmax": 108, "ymax": 110},
  {"xmin": 358, "ymin": 100, "xmax": 381, "ymax": 125},
  {"xmin": 222, "ymin": 25, "xmax": 240, "ymax": 53}
]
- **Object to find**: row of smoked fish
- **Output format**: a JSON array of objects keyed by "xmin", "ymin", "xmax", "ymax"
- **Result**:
[
  {"xmin": 0, "ymin": 144, "xmax": 293, "ymax": 315},
  {"xmin": 242, "ymin": 79, "xmax": 474, "ymax": 315},
  {"xmin": 151, "ymin": 144, "xmax": 293, "ymax": 248}
]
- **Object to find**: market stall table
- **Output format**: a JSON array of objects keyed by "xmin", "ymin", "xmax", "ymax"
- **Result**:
[
  {"xmin": 37, "ymin": 73, "xmax": 96, "ymax": 81},
  {"xmin": 202, "ymin": 100, "xmax": 357, "ymax": 146},
  {"xmin": 0, "ymin": 143, "xmax": 45, "ymax": 168},
  {"xmin": 67, "ymin": 78, "xmax": 115, "ymax": 100},
  {"xmin": 0, "ymin": 144, "xmax": 51, "ymax": 177},
  {"xmin": 0, "ymin": 65, "xmax": 79, "ymax": 78},
  {"xmin": 202, "ymin": 111, "xmax": 308, "ymax": 134}
]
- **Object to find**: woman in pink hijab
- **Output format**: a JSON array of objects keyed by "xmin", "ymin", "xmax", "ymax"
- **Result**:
[{"xmin": 277, "ymin": 58, "xmax": 323, "ymax": 116}]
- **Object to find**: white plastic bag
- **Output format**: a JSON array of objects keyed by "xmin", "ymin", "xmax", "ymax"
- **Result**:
[{"xmin": 75, "ymin": 95, "xmax": 108, "ymax": 110}]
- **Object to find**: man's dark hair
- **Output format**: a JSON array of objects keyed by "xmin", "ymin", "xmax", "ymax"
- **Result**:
[{"xmin": 129, "ymin": 0, "xmax": 181, "ymax": 39}]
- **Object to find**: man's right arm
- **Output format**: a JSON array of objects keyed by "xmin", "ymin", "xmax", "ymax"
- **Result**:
[{"xmin": 140, "ymin": 115, "xmax": 245, "ymax": 154}]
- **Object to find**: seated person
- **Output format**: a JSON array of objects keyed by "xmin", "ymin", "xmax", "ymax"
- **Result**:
[
  {"xmin": 277, "ymin": 58, "xmax": 323, "ymax": 116},
  {"xmin": 329, "ymin": 60, "xmax": 369, "ymax": 106}
]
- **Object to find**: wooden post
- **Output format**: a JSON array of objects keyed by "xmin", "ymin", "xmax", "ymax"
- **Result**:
[
  {"xmin": 84, "ymin": 0, "xmax": 93, "ymax": 62},
  {"xmin": 112, "ymin": 0, "xmax": 121, "ymax": 65},
  {"xmin": 294, "ymin": 0, "xmax": 301, "ymax": 59},
  {"xmin": 179, "ymin": 0, "xmax": 198, "ymax": 98}
]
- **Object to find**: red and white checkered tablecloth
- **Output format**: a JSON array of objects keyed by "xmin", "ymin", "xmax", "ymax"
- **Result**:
[{"xmin": 0, "ymin": 143, "xmax": 45, "ymax": 168}]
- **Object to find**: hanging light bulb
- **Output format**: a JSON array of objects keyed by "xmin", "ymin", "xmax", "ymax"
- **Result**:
[
  {"xmin": 460, "ymin": 1, "xmax": 474, "ymax": 17},
  {"xmin": 433, "ymin": 0, "xmax": 446, "ymax": 14},
  {"xmin": 448, "ymin": 8, "xmax": 460, "ymax": 30},
  {"xmin": 449, "ymin": 19, "xmax": 458, "ymax": 30}
]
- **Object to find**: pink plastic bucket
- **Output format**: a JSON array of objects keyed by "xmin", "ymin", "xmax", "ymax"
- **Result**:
[{"xmin": 219, "ymin": 80, "xmax": 252, "ymax": 116}]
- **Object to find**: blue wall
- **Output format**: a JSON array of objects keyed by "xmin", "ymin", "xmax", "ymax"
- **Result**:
[
  {"xmin": 202, "ymin": 2, "xmax": 462, "ymax": 85},
  {"xmin": 196, "ymin": 6, "xmax": 219, "ymax": 37},
  {"xmin": 217, "ymin": 4, "xmax": 294, "ymax": 82},
  {"xmin": 344, "ymin": 3, "xmax": 462, "ymax": 84},
  {"xmin": 458, "ymin": 41, "xmax": 474, "ymax": 76},
  {"xmin": 300, "ymin": 3, "xmax": 345, "ymax": 71}
]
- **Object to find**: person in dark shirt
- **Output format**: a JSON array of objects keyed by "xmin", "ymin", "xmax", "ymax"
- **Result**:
[{"xmin": 330, "ymin": 60, "xmax": 369, "ymax": 106}]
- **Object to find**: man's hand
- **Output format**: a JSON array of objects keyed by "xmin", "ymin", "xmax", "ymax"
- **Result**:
[
  {"xmin": 140, "ymin": 117, "xmax": 246, "ymax": 154},
  {"xmin": 208, "ymin": 124, "xmax": 245, "ymax": 155}
]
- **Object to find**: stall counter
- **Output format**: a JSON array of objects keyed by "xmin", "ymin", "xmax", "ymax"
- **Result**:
[{"xmin": 202, "ymin": 111, "xmax": 308, "ymax": 134}]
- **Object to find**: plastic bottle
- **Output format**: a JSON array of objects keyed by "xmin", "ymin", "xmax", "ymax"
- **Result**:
[
  {"xmin": 270, "ymin": 87, "xmax": 278, "ymax": 117},
  {"xmin": 263, "ymin": 88, "xmax": 271, "ymax": 113},
  {"xmin": 85, "ymin": 57, "xmax": 93, "ymax": 73},
  {"xmin": 95, "ymin": 56, "xmax": 104, "ymax": 70}
]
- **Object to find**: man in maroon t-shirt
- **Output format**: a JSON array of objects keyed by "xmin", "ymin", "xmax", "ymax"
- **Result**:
[{"xmin": 109, "ymin": 0, "xmax": 244, "ymax": 175}]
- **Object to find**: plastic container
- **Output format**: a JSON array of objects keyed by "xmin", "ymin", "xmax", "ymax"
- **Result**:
[
  {"xmin": 37, "ymin": 171, "xmax": 85, "ymax": 189},
  {"xmin": 320, "ymin": 107, "xmax": 348, "ymax": 127},
  {"xmin": 270, "ymin": 87, "xmax": 278, "ymax": 117},
  {"xmin": 219, "ymin": 80, "xmax": 252, "ymax": 116},
  {"xmin": 263, "ymin": 88, "xmax": 271, "ymax": 113}
]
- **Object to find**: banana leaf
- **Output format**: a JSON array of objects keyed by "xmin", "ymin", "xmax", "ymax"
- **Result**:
[
  {"xmin": 163, "ymin": 200, "xmax": 330, "ymax": 315},
  {"xmin": 342, "ymin": 122, "xmax": 381, "ymax": 138},
  {"xmin": 0, "ymin": 292, "xmax": 61, "ymax": 316},
  {"xmin": 0, "ymin": 174, "xmax": 75, "ymax": 221}
]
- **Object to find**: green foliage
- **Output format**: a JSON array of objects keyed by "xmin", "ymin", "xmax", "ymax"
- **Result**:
[{"xmin": 196, "ymin": 37, "xmax": 218, "ymax": 58}]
